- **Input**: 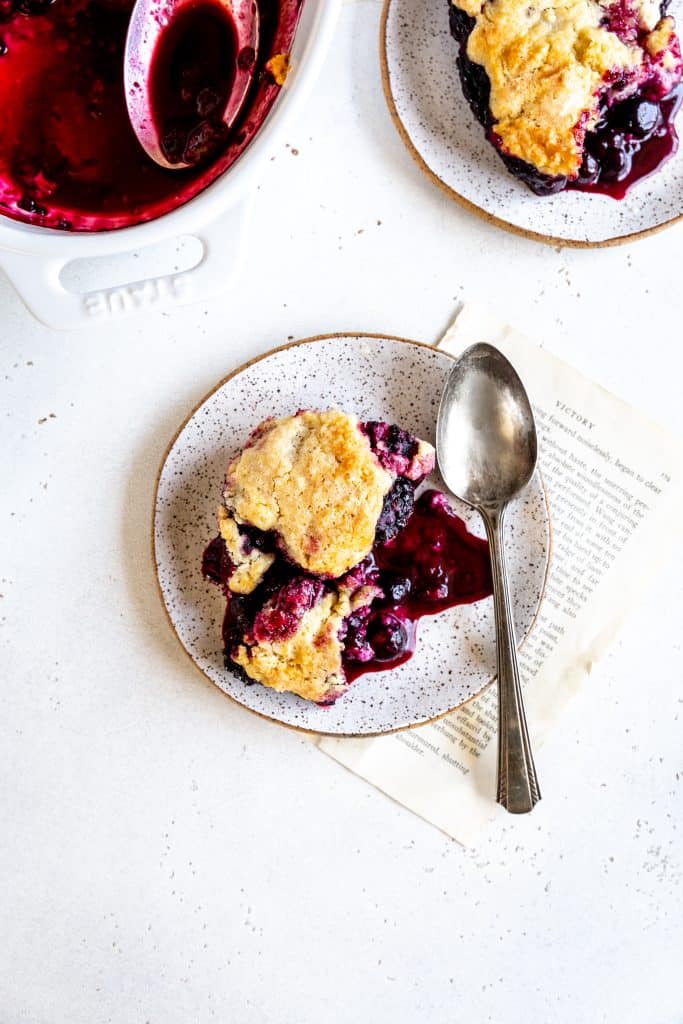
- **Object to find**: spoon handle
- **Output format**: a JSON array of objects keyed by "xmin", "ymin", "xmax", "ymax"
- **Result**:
[{"xmin": 482, "ymin": 504, "xmax": 541, "ymax": 814}]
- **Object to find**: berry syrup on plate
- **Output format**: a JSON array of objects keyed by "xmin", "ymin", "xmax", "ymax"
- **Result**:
[
  {"xmin": 342, "ymin": 490, "xmax": 492, "ymax": 682},
  {"xmin": 568, "ymin": 86, "xmax": 683, "ymax": 198}
]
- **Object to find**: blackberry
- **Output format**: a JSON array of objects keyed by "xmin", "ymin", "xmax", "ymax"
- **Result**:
[{"xmin": 375, "ymin": 477, "xmax": 414, "ymax": 545}]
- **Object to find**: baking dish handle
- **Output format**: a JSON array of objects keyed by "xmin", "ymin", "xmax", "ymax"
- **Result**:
[{"xmin": 0, "ymin": 196, "xmax": 253, "ymax": 331}]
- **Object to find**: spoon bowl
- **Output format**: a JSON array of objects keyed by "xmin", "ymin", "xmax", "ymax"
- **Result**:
[
  {"xmin": 125, "ymin": 0, "xmax": 259, "ymax": 170},
  {"xmin": 437, "ymin": 344, "xmax": 537, "ymax": 508},
  {"xmin": 437, "ymin": 342, "xmax": 541, "ymax": 814}
]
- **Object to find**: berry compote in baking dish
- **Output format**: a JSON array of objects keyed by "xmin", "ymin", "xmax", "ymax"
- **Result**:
[
  {"xmin": 0, "ymin": 0, "xmax": 302, "ymax": 229},
  {"xmin": 202, "ymin": 410, "xmax": 493, "ymax": 706},
  {"xmin": 448, "ymin": 0, "xmax": 683, "ymax": 196}
]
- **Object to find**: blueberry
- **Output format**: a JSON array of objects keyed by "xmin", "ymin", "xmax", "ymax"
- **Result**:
[
  {"xmin": 588, "ymin": 135, "xmax": 612, "ymax": 161},
  {"xmin": 225, "ymin": 655, "xmax": 254, "ymax": 685},
  {"xmin": 222, "ymin": 594, "xmax": 253, "ymax": 652},
  {"xmin": 383, "ymin": 575, "xmax": 412, "ymax": 604},
  {"xmin": 575, "ymin": 151, "xmax": 600, "ymax": 185},
  {"xmin": 346, "ymin": 612, "xmax": 366, "ymax": 633},
  {"xmin": 523, "ymin": 170, "xmax": 568, "ymax": 196},
  {"xmin": 609, "ymin": 96, "xmax": 660, "ymax": 140},
  {"xmin": 626, "ymin": 99, "xmax": 659, "ymax": 139},
  {"xmin": 240, "ymin": 525, "xmax": 273, "ymax": 553},
  {"xmin": 385, "ymin": 424, "xmax": 417, "ymax": 459},
  {"xmin": 416, "ymin": 565, "xmax": 450, "ymax": 603},
  {"xmin": 367, "ymin": 613, "xmax": 408, "ymax": 661},
  {"xmin": 597, "ymin": 136, "xmax": 632, "ymax": 181},
  {"xmin": 202, "ymin": 535, "xmax": 233, "ymax": 588}
]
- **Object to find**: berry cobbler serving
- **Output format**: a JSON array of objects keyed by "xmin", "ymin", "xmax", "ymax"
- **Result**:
[
  {"xmin": 202, "ymin": 409, "xmax": 493, "ymax": 705},
  {"xmin": 0, "ymin": 0, "xmax": 302, "ymax": 230},
  {"xmin": 448, "ymin": 0, "xmax": 683, "ymax": 196}
]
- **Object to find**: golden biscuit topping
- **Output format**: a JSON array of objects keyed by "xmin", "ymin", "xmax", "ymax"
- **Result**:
[
  {"xmin": 224, "ymin": 410, "xmax": 394, "ymax": 578},
  {"xmin": 646, "ymin": 15, "xmax": 675, "ymax": 57},
  {"xmin": 266, "ymin": 53, "xmax": 291, "ymax": 86},
  {"xmin": 217, "ymin": 506, "xmax": 275, "ymax": 595},
  {"xmin": 453, "ymin": 0, "xmax": 679, "ymax": 176},
  {"xmin": 233, "ymin": 580, "xmax": 378, "ymax": 703}
]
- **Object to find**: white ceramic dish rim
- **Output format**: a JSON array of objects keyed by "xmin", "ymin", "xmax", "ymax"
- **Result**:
[{"xmin": 0, "ymin": 0, "xmax": 342, "ymax": 258}]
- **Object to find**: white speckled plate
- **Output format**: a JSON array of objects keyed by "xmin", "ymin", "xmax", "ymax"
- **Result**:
[
  {"xmin": 154, "ymin": 334, "xmax": 550, "ymax": 736},
  {"xmin": 382, "ymin": 0, "xmax": 683, "ymax": 247}
]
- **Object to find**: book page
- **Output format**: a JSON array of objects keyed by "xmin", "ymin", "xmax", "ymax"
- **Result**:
[{"xmin": 315, "ymin": 305, "xmax": 683, "ymax": 845}]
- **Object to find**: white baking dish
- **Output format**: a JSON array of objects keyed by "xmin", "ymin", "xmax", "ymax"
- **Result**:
[{"xmin": 0, "ymin": 0, "xmax": 341, "ymax": 329}]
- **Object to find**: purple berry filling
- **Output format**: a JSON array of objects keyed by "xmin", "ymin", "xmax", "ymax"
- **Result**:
[
  {"xmin": 363, "ymin": 420, "xmax": 418, "ymax": 470},
  {"xmin": 362, "ymin": 419, "xmax": 434, "ymax": 480},
  {"xmin": 238, "ymin": 523, "xmax": 275, "ymax": 555},
  {"xmin": 201, "ymin": 535, "xmax": 234, "ymax": 591},
  {"xmin": 366, "ymin": 613, "xmax": 409, "ymax": 662},
  {"xmin": 339, "ymin": 606, "xmax": 377, "ymax": 663},
  {"xmin": 251, "ymin": 576, "xmax": 325, "ymax": 644}
]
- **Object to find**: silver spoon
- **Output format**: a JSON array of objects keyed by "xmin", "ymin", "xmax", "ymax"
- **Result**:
[
  {"xmin": 437, "ymin": 342, "xmax": 541, "ymax": 814},
  {"xmin": 124, "ymin": 0, "xmax": 259, "ymax": 170}
]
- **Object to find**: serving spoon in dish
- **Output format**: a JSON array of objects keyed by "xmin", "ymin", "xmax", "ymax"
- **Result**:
[
  {"xmin": 437, "ymin": 343, "xmax": 541, "ymax": 814},
  {"xmin": 124, "ymin": 0, "xmax": 259, "ymax": 170}
]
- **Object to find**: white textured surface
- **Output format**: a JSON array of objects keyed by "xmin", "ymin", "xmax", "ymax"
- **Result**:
[
  {"xmin": 1, "ymin": 2, "xmax": 682, "ymax": 1022},
  {"xmin": 384, "ymin": 0, "xmax": 683, "ymax": 244}
]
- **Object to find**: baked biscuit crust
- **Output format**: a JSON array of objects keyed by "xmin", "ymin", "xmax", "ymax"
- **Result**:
[
  {"xmin": 452, "ymin": 0, "xmax": 682, "ymax": 177},
  {"xmin": 205, "ymin": 410, "xmax": 437, "ymax": 703},
  {"xmin": 233, "ymin": 578, "xmax": 381, "ymax": 703},
  {"xmin": 224, "ymin": 410, "xmax": 394, "ymax": 578},
  {"xmin": 217, "ymin": 506, "xmax": 275, "ymax": 595}
]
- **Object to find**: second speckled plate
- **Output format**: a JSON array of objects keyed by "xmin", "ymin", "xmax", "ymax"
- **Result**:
[
  {"xmin": 154, "ymin": 334, "xmax": 550, "ymax": 736},
  {"xmin": 382, "ymin": 0, "xmax": 683, "ymax": 247}
]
